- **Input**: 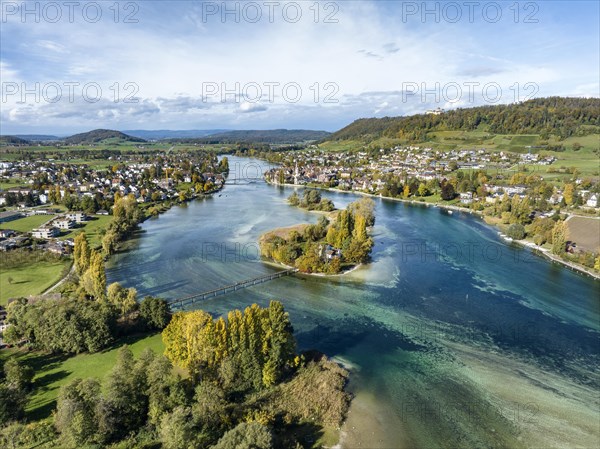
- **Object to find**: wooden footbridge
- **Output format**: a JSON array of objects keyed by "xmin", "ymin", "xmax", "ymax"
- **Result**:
[{"xmin": 169, "ymin": 268, "xmax": 298, "ymax": 310}]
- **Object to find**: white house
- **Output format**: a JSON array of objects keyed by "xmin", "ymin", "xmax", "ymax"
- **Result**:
[
  {"xmin": 586, "ymin": 194, "xmax": 599, "ymax": 208},
  {"xmin": 54, "ymin": 218, "xmax": 74, "ymax": 229},
  {"xmin": 32, "ymin": 226, "xmax": 59, "ymax": 239},
  {"xmin": 65, "ymin": 211, "xmax": 87, "ymax": 223}
]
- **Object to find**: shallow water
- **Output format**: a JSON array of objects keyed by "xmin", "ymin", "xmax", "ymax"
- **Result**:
[{"xmin": 108, "ymin": 157, "xmax": 600, "ymax": 448}]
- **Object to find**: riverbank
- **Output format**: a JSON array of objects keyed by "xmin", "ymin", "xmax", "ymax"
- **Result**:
[
  {"xmin": 259, "ymin": 195, "xmax": 374, "ymax": 277},
  {"xmin": 267, "ymin": 179, "xmax": 600, "ymax": 281},
  {"xmin": 107, "ymin": 155, "xmax": 600, "ymax": 449},
  {"xmin": 261, "ymin": 256, "xmax": 362, "ymax": 278}
]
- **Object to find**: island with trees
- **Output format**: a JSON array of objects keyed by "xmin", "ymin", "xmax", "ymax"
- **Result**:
[{"xmin": 260, "ymin": 197, "xmax": 375, "ymax": 274}]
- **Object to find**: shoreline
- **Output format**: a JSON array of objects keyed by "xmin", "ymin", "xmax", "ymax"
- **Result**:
[
  {"xmin": 266, "ymin": 179, "xmax": 600, "ymax": 281},
  {"xmin": 39, "ymin": 181, "xmax": 229, "ymax": 296},
  {"xmin": 261, "ymin": 254, "xmax": 363, "ymax": 278}
]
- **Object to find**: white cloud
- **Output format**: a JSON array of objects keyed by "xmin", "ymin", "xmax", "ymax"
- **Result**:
[
  {"xmin": 1, "ymin": 1, "xmax": 598, "ymax": 133},
  {"xmin": 239, "ymin": 102, "xmax": 267, "ymax": 113}
]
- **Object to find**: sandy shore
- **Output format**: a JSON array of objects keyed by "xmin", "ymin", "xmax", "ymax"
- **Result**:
[{"xmin": 334, "ymin": 389, "xmax": 412, "ymax": 449}]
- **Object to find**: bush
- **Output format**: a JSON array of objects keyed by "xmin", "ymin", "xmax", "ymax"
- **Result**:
[{"xmin": 506, "ymin": 223, "xmax": 526, "ymax": 240}]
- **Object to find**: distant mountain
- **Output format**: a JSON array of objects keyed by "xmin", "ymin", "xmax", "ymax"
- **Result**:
[
  {"xmin": 15, "ymin": 134, "xmax": 60, "ymax": 141},
  {"xmin": 180, "ymin": 129, "xmax": 331, "ymax": 144},
  {"xmin": 122, "ymin": 129, "xmax": 231, "ymax": 140},
  {"xmin": 0, "ymin": 135, "xmax": 31, "ymax": 145},
  {"xmin": 325, "ymin": 97, "xmax": 600, "ymax": 143},
  {"xmin": 64, "ymin": 129, "xmax": 146, "ymax": 144}
]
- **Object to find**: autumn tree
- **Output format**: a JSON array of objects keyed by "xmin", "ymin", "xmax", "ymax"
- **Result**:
[
  {"xmin": 80, "ymin": 249, "xmax": 106, "ymax": 300},
  {"xmin": 552, "ymin": 221, "xmax": 567, "ymax": 255},
  {"xmin": 73, "ymin": 233, "xmax": 91, "ymax": 275},
  {"xmin": 563, "ymin": 183, "xmax": 575, "ymax": 206},
  {"xmin": 163, "ymin": 302, "xmax": 295, "ymax": 390},
  {"xmin": 106, "ymin": 282, "xmax": 137, "ymax": 317}
]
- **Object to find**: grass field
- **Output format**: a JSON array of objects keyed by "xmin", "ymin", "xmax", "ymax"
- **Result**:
[
  {"xmin": 0, "ymin": 214, "xmax": 56, "ymax": 232},
  {"xmin": 0, "ymin": 259, "xmax": 71, "ymax": 305},
  {"xmin": 0, "ymin": 179, "xmax": 28, "ymax": 190},
  {"xmin": 0, "ymin": 333, "xmax": 164, "ymax": 420},
  {"xmin": 318, "ymin": 140, "xmax": 366, "ymax": 152},
  {"xmin": 59, "ymin": 215, "xmax": 112, "ymax": 247}
]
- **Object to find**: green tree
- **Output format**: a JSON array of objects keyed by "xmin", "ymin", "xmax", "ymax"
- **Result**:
[
  {"xmin": 3, "ymin": 359, "xmax": 33, "ymax": 392},
  {"xmin": 4, "ymin": 298, "xmax": 114, "ymax": 354},
  {"xmin": 506, "ymin": 223, "xmax": 526, "ymax": 240},
  {"xmin": 288, "ymin": 192, "xmax": 300, "ymax": 206},
  {"xmin": 441, "ymin": 181, "xmax": 455, "ymax": 201},
  {"xmin": 55, "ymin": 378, "xmax": 101, "ymax": 448},
  {"xmin": 160, "ymin": 406, "xmax": 197, "ymax": 449},
  {"xmin": 211, "ymin": 422, "xmax": 273, "ymax": 449},
  {"xmin": 140, "ymin": 296, "xmax": 171, "ymax": 330},
  {"xmin": 0, "ymin": 384, "xmax": 27, "ymax": 426},
  {"xmin": 192, "ymin": 382, "xmax": 228, "ymax": 435},
  {"xmin": 96, "ymin": 346, "xmax": 149, "ymax": 441}
]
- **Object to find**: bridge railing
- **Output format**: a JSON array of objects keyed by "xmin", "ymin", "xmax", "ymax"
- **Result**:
[{"xmin": 169, "ymin": 268, "xmax": 298, "ymax": 310}]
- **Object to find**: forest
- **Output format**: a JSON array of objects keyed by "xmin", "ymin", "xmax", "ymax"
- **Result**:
[{"xmin": 326, "ymin": 97, "xmax": 600, "ymax": 142}]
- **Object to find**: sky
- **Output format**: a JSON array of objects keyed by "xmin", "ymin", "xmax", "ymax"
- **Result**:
[{"xmin": 1, "ymin": 0, "xmax": 599, "ymax": 134}]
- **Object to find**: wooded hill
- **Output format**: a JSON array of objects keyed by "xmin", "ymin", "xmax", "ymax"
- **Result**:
[
  {"xmin": 0, "ymin": 135, "xmax": 31, "ymax": 146},
  {"xmin": 325, "ymin": 97, "xmax": 600, "ymax": 143},
  {"xmin": 63, "ymin": 129, "xmax": 146, "ymax": 144},
  {"xmin": 170, "ymin": 129, "xmax": 331, "ymax": 144}
]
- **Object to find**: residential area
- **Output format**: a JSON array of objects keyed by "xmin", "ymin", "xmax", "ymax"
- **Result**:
[{"xmin": 0, "ymin": 154, "xmax": 228, "ymax": 254}]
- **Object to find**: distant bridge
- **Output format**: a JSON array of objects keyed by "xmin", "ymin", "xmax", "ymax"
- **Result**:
[
  {"xmin": 169, "ymin": 268, "xmax": 299, "ymax": 310},
  {"xmin": 225, "ymin": 176, "xmax": 265, "ymax": 185}
]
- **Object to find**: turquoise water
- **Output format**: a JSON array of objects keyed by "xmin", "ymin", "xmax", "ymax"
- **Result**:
[{"xmin": 108, "ymin": 157, "xmax": 600, "ymax": 448}]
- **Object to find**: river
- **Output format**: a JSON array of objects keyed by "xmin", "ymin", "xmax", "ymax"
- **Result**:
[{"xmin": 107, "ymin": 156, "xmax": 600, "ymax": 448}]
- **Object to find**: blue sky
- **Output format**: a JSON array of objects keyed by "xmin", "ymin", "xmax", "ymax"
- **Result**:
[{"xmin": 1, "ymin": 0, "xmax": 598, "ymax": 134}]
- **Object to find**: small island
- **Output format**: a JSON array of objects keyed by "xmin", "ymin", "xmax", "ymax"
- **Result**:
[{"xmin": 260, "ymin": 195, "xmax": 375, "ymax": 274}]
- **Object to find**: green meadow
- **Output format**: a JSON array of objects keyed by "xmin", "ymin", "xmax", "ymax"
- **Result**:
[{"xmin": 0, "ymin": 333, "xmax": 164, "ymax": 421}]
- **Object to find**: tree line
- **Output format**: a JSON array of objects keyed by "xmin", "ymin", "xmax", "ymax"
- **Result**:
[
  {"xmin": 327, "ymin": 97, "xmax": 600, "ymax": 142},
  {"xmin": 1, "ymin": 302, "xmax": 351, "ymax": 449}
]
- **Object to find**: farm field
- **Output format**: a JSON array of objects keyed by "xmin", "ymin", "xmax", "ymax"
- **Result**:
[{"xmin": 566, "ymin": 215, "xmax": 600, "ymax": 253}]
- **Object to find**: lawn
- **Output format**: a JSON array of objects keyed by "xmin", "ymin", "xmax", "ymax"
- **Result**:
[
  {"xmin": 0, "ymin": 333, "xmax": 164, "ymax": 420},
  {"xmin": 0, "ymin": 179, "xmax": 28, "ymax": 190},
  {"xmin": 0, "ymin": 259, "xmax": 71, "ymax": 305},
  {"xmin": 59, "ymin": 215, "xmax": 112, "ymax": 247},
  {"xmin": 0, "ymin": 214, "xmax": 56, "ymax": 232}
]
